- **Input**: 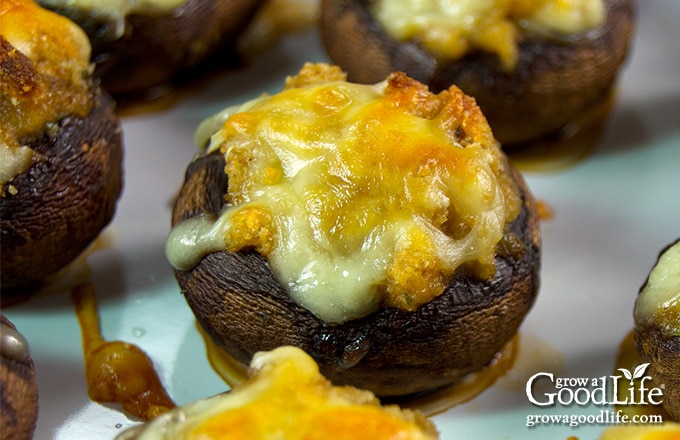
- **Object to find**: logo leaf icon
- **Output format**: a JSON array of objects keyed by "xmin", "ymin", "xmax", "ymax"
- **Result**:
[
  {"xmin": 618, "ymin": 368, "xmax": 633, "ymax": 381},
  {"xmin": 633, "ymin": 363, "xmax": 650, "ymax": 380}
]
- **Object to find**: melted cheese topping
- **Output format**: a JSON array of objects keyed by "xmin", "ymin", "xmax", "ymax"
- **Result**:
[
  {"xmin": 116, "ymin": 346, "xmax": 439, "ymax": 440},
  {"xmin": 0, "ymin": 0, "xmax": 92, "ymax": 187},
  {"xmin": 634, "ymin": 241, "xmax": 680, "ymax": 337},
  {"xmin": 372, "ymin": 0, "xmax": 605, "ymax": 70},
  {"xmin": 166, "ymin": 63, "xmax": 521, "ymax": 324}
]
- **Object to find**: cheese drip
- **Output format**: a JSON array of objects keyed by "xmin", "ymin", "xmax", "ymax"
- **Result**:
[
  {"xmin": 371, "ymin": 0, "xmax": 605, "ymax": 70},
  {"xmin": 167, "ymin": 63, "xmax": 520, "ymax": 324}
]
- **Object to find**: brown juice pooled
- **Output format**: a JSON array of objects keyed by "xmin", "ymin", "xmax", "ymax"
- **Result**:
[
  {"xmin": 394, "ymin": 335, "xmax": 520, "ymax": 416},
  {"xmin": 201, "ymin": 324, "xmax": 519, "ymax": 417},
  {"xmin": 72, "ymin": 282, "xmax": 176, "ymax": 421},
  {"xmin": 494, "ymin": 332, "xmax": 564, "ymax": 395},
  {"xmin": 200, "ymin": 323, "xmax": 250, "ymax": 387}
]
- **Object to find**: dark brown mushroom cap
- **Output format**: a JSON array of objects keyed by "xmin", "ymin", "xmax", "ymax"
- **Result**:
[
  {"xmin": 43, "ymin": 0, "xmax": 266, "ymax": 96},
  {"xmin": 1, "ymin": 314, "xmax": 39, "ymax": 440},
  {"xmin": 634, "ymin": 326, "xmax": 680, "ymax": 421},
  {"xmin": 319, "ymin": 0, "xmax": 635, "ymax": 147},
  {"xmin": 170, "ymin": 150, "xmax": 541, "ymax": 397},
  {"xmin": 0, "ymin": 85, "xmax": 123, "ymax": 290}
]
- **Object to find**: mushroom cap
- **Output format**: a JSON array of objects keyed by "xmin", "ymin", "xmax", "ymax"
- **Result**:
[
  {"xmin": 634, "ymin": 326, "xmax": 680, "ymax": 421},
  {"xmin": 44, "ymin": 0, "xmax": 266, "ymax": 96},
  {"xmin": 170, "ymin": 150, "xmax": 540, "ymax": 397},
  {"xmin": 634, "ymin": 239, "xmax": 680, "ymax": 421},
  {"xmin": 0, "ymin": 314, "xmax": 39, "ymax": 440},
  {"xmin": 320, "ymin": 0, "xmax": 635, "ymax": 147},
  {"xmin": 0, "ymin": 86, "xmax": 123, "ymax": 290}
]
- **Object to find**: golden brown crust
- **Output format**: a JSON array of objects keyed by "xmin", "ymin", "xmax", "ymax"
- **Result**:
[
  {"xmin": 1, "ymin": 315, "xmax": 39, "ymax": 440},
  {"xmin": 1, "ymin": 0, "xmax": 93, "ymax": 152},
  {"xmin": 319, "ymin": 0, "xmax": 635, "ymax": 147},
  {"xmin": 170, "ymin": 149, "xmax": 540, "ymax": 397},
  {"xmin": 0, "ymin": 85, "xmax": 123, "ymax": 290}
]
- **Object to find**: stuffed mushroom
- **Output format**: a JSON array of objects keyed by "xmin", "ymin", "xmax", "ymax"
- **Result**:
[
  {"xmin": 38, "ymin": 0, "xmax": 266, "ymax": 96},
  {"xmin": 320, "ymin": 0, "xmax": 635, "ymax": 147},
  {"xmin": 166, "ymin": 63, "xmax": 541, "ymax": 397},
  {"xmin": 634, "ymin": 239, "xmax": 680, "ymax": 421},
  {"xmin": 0, "ymin": 0, "xmax": 123, "ymax": 290},
  {"xmin": 116, "ymin": 346, "xmax": 439, "ymax": 440}
]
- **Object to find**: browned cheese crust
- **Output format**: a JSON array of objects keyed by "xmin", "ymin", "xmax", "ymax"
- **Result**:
[
  {"xmin": 170, "ymin": 150, "xmax": 540, "ymax": 397},
  {"xmin": 1, "ymin": 315, "xmax": 39, "ymax": 440},
  {"xmin": 319, "ymin": 0, "xmax": 635, "ymax": 147}
]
